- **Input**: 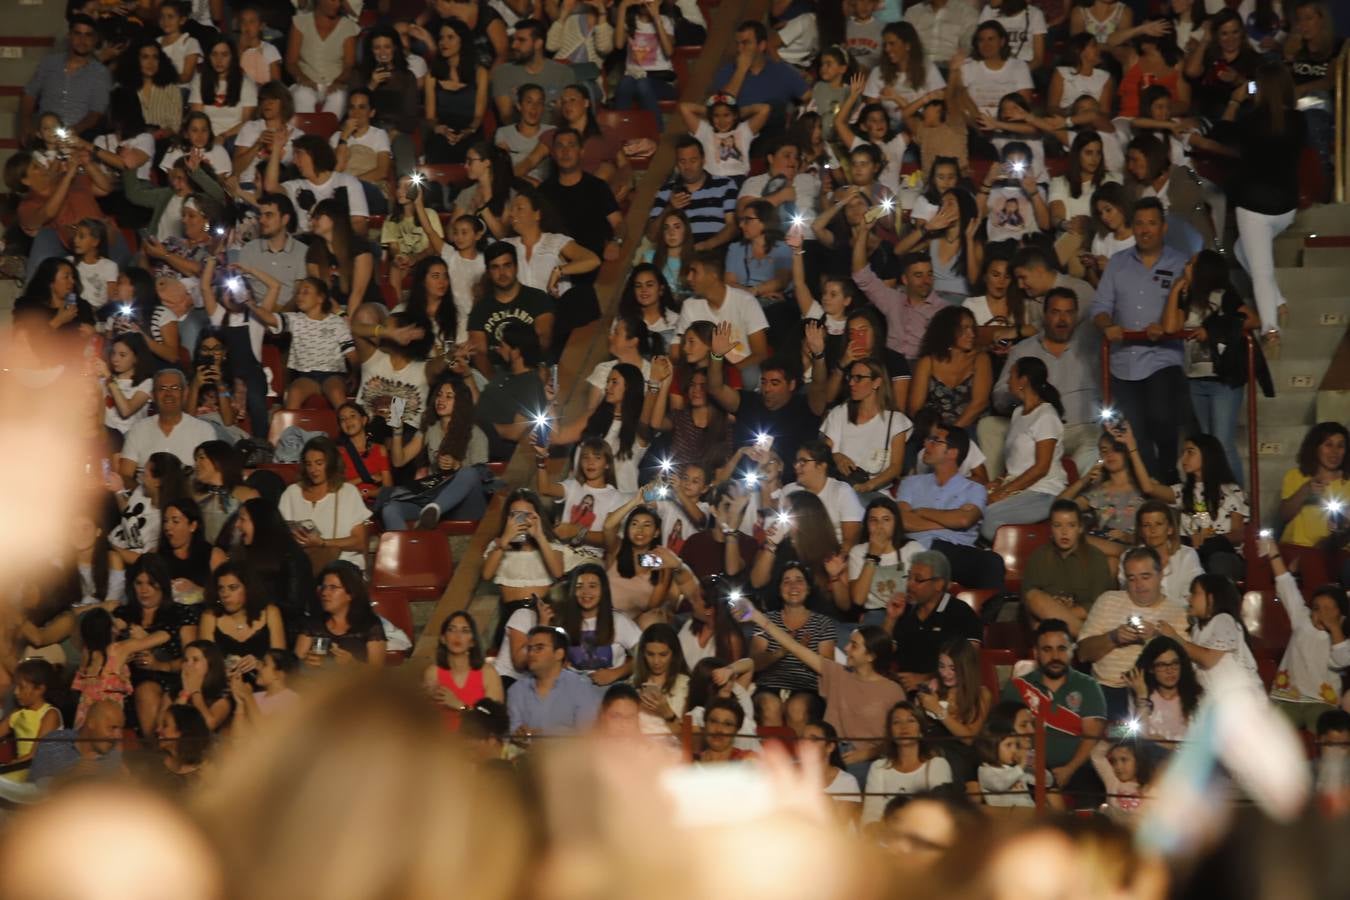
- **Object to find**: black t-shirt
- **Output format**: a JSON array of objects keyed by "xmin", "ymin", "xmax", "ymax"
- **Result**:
[
  {"xmin": 466, "ymin": 286, "xmax": 555, "ymax": 349},
  {"xmin": 538, "ymin": 173, "xmax": 619, "ymax": 257},
  {"xmin": 475, "ymin": 369, "xmax": 547, "ymax": 461},
  {"xmin": 731, "ymin": 390, "xmax": 821, "ymax": 482},
  {"xmin": 892, "ymin": 594, "xmax": 983, "ymax": 675}
]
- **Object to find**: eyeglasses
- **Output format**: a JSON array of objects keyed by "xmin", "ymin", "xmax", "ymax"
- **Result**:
[
  {"xmin": 910, "ymin": 575, "xmax": 941, "ymax": 585},
  {"xmin": 923, "ymin": 435, "xmax": 947, "ymax": 445},
  {"xmin": 157, "ymin": 384, "xmax": 184, "ymax": 392},
  {"xmin": 737, "ymin": 216, "xmax": 760, "ymax": 224},
  {"xmin": 1152, "ymin": 660, "xmax": 1181, "ymax": 671},
  {"xmin": 846, "ymin": 373, "xmax": 874, "ymax": 383},
  {"xmin": 793, "ymin": 457, "xmax": 822, "ymax": 466}
]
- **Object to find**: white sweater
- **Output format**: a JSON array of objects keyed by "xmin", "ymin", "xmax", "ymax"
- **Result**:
[{"xmin": 1271, "ymin": 571, "xmax": 1350, "ymax": 705}]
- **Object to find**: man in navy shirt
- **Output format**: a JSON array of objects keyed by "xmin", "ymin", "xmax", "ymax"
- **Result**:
[
  {"xmin": 711, "ymin": 21, "xmax": 810, "ymax": 135},
  {"xmin": 1089, "ymin": 199, "xmax": 1190, "ymax": 483},
  {"xmin": 647, "ymin": 137, "xmax": 738, "ymax": 251}
]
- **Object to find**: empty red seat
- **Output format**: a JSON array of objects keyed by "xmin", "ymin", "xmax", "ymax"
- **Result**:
[
  {"xmin": 416, "ymin": 163, "xmax": 470, "ymax": 191},
  {"xmin": 953, "ymin": 588, "xmax": 997, "ymax": 615},
  {"xmin": 980, "ymin": 648, "xmax": 1020, "ymax": 695},
  {"xmin": 252, "ymin": 462, "xmax": 299, "ymax": 484},
  {"xmin": 293, "ymin": 112, "xmax": 339, "ymax": 139},
  {"xmin": 992, "ymin": 523, "xmax": 1051, "ymax": 593},
  {"xmin": 1062, "ymin": 456, "xmax": 1079, "ymax": 483},
  {"xmin": 267, "ymin": 408, "xmax": 339, "ymax": 445},
  {"xmin": 594, "ymin": 109, "xmax": 661, "ymax": 170},
  {"xmin": 371, "ymin": 531, "xmax": 455, "ymax": 601}
]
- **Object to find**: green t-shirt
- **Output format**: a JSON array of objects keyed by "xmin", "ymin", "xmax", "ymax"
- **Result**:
[{"xmin": 1001, "ymin": 668, "xmax": 1106, "ymax": 768}]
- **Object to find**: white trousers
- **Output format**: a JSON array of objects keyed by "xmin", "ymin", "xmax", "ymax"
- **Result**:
[
  {"xmin": 290, "ymin": 84, "xmax": 347, "ymax": 116},
  {"xmin": 1234, "ymin": 205, "xmax": 1297, "ymax": 334}
]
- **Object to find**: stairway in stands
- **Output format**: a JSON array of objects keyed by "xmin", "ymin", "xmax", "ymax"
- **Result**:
[{"xmin": 1243, "ymin": 204, "xmax": 1350, "ymax": 526}]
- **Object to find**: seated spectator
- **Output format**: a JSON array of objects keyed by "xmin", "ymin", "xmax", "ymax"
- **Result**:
[
  {"xmin": 678, "ymin": 94, "xmax": 771, "ymax": 183},
  {"xmin": 118, "ymin": 370, "xmax": 217, "ymax": 482},
  {"xmin": 631, "ymin": 623, "xmax": 690, "ymax": 736},
  {"xmin": 295, "ymin": 561, "xmax": 386, "ymax": 668},
  {"xmin": 332, "ymin": 89, "xmax": 393, "ymax": 216},
  {"xmin": 237, "ymin": 6, "xmax": 283, "ymax": 85},
  {"xmin": 16, "ymin": 258, "xmax": 97, "ymax": 335},
  {"xmin": 191, "ymin": 440, "xmax": 259, "ymax": 544},
  {"xmin": 648, "ymin": 359, "xmax": 733, "ymax": 470},
  {"xmin": 249, "ymin": 278, "xmax": 353, "ymax": 413},
  {"xmin": 1262, "ymin": 540, "xmax": 1350, "ymax": 728},
  {"xmin": 1011, "ymin": 247, "xmax": 1095, "ymax": 330},
  {"xmin": 117, "ymin": 39, "xmax": 182, "ymax": 135},
  {"xmin": 352, "ymin": 310, "xmax": 439, "ymax": 439},
  {"xmin": 815, "ymin": 306, "xmax": 910, "ymax": 411},
  {"xmin": 473, "ymin": 321, "xmax": 550, "ymax": 460},
  {"xmin": 952, "ymin": 20, "xmax": 1034, "ymax": 119},
  {"xmin": 537, "ymin": 128, "xmax": 624, "ymax": 261},
  {"xmin": 424, "ymin": 611, "xmax": 505, "ymax": 731},
  {"xmin": 6, "ymin": 147, "xmax": 125, "ymax": 282},
  {"xmin": 263, "ymin": 134, "xmax": 368, "ymax": 236},
  {"xmin": 1284, "ymin": 0, "xmax": 1339, "ymax": 187},
  {"xmin": 775, "ymin": 440, "xmax": 866, "ymax": 546},
  {"xmin": 748, "ymin": 489, "xmax": 850, "ymax": 611},
  {"xmin": 893, "ymin": 188, "xmax": 980, "ymax": 303},
  {"xmin": 748, "ymin": 560, "xmax": 838, "ymax": 711},
  {"xmin": 161, "ymin": 640, "xmax": 234, "ymax": 731},
  {"xmin": 739, "ymin": 137, "xmax": 820, "ymax": 235},
  {"xmin": 678, "ymin": 581, "xmax": 749, "ymax": 669},
  {"xmin": 25, "ymin": 700, "xmax": 124, "ymax": 787},
  {"xmin": 224, "ymin": 498, "xmax": 315, "ymax": 639},
  {"xmin": 612, "ymin": 0, "xmax": 676, "ymax": 124},
  {"xmin": 558, "ymin": 563, "xmax": 642, "ymax": 689},
  {"xmin": 17, "ymin": 15, "xmax": 109, "ymax": 146},
  {"xmin": 384, "ymin": 377, "xmax": 491, "ymax": 530},
  {"xmin": 160, "ymin": 112, "xmax": 234, "ymax": 178},
  {"xmin": 677, "ymin": 484, "xmax": 755, "ymax": 582},
  {"xmin": 424, "ymin": 20, "xmax": 489, "ymax": 166},
  {"xmin": 882, "ymin": 549, "xmax": 982, "ymax": 686},
  {"xmin": 1130, "ymin": 500, "xmax": 1204, "ymax": 605},
  {"xmin": 980, "ymin": 357, "xmax": 1067, "ymax": 541},
  {"xmin": 1058, "ymin": 422, "xmax": 1148, "ymax": 563},
  {"xmin": 1078, "ymin": 546, "xmax": 1190, "ymax": 719},
  {"xmin": 111, "ymin": 452, "xmax": 189, "ymax": 568},
  {"xmin": 726, "ymin": 199, "xmax": 794, "ymax": 310},
  {"xmin": 483, "ymin": 487, "xmax": 569, "ymax": 656},
  {"xmin": 982, "ymin": 288, "xmax": 1100, "ymax": 480},
  {"xmin": 853, "ymin": 243, "xmax": 943, "ymax": 365},
  {"xmin": 278, "ymin": 436, "xmax": 372, "ymax": 571},
  {"xmin": 1157, "ymin": 573, "xmax": 1261, "ymax": 692},
  {"xmin": 230, "ymin": 648, "xmax": 301, "ymax": 727},
  {"xmin": 468, "ymin": 243, "xmax": 556, "ymax": 375},
  {"xmin": 911, "ymin": 157, "xmax": 962, "ymax": 230},
  {"xmin": 0, "ymin": 660, "xmax": 62, "ymax": 784},
  {"xmin": 547, "ymin": 363, "xmax": 650, "ymax": 494},
  {"xmin": 678, "ymin": 257, "xmax": 776, "ymax": 379},
  {"xmin": 153, "ymin": 703, "xmax": 211, "ymax": 787},
  {"xmin": 1146, "ymin": 434, "xmax": 1248, "ymax": 579},
  {"xmin": 71, "ymin": 608, "xmax": 141, "ymax": 729},
  {"xmin": 908, "ymin": 306, "xmax": 992, "ymax": 430},
  {"xmin": 236, "ymin": 192, "xmax": 308, "ymax": 308},
  {"xmin": 506, "ymin": 186, "xmax": 601, "ymax": 348},
  {"xmin": 1002, "ymin": 618, "xmax": 1106, "ymax": 802},
  {"xmin": 1023, "ymin": 500, "xmax": 1116, "ymax": 635},
  {"xmin": 694, "ymin": 697, "xmax": 759, "ymax": 762},
  {"xmin": 153, "ymin": 498, "xmax": 214, "ymax": 612},
  {"xmin": 593, "ymin": 683, "xmax": 643, "ymax": 740},
  {"xmin": 599, "ymin": 505, "xmax": 684, "ymax": 626},
  {"xmin": 190, "ymin": 37, "xmax": 258, "ymax": 141},
  {"xmin": 1182, "ymin": 9, "xmax": 1261, "ymax": 119},
  {"xmin": 395, "ymin": 256, "xmax": 468, "ymax": 367},
  {"xmin": 1081, "ymin": 183, "xmax": 1135, "ymax": 288},
  {"xmin": 861, "ymin": 702, "xmax": 954, "ymax": 825},
  {"xmin": 821, "ymin": 357, "xmax": 910, "ymax": 499},
  {"xmin": 285, "ymin": 0, "xmax": 359, "ymax": 115},
  {"xmin": 899, "ymin": 422, "xmax": 1005, "ymax": 590},
  {"xmin": 1276, "ymin": 422, "xmax": 1349, "ymax": 588},
  {"xmin": 156, "ymin": 0, "xmax": 200, "ymax": 86},
  {"xmin": 801, "ymin": 719, "xmax": 863, "ymax": 823},
  {"xmin": 1048, "ymin": 32, "xmax": 1114, "ymax": 116},
  {"xmin": 497, "ymin": 83, "xmax": 556, "ymax": 184},
  {"xmin": 491, "ymin": 18, "xmax": 578, "ymax": 124},
  {"xmin": 116, "ymin": 556, "xmax": 199, "ymax": 739},
  {"xmin": 846, "ymin": 496, "xmax": 925, "ymax": 625},
  {"xmin": 1128, "ymin": 635, "xmax": 1202, "ymax": 744},
  {"xmin": 1121, "ymin": 135, "xmax": 1213, "ymax": 253},
  {"xmin": 710, "ymin": 20, "xmax": 809, "ymax": 133},
  {"xmin": 648, "ymin": 139, "xmax": 742, "ymax": 255},
  {"xmin": 876, "ymin": 791, "xmax": 987, "ymax": 871},
  {"xmin": 231, "ymin": 83, "xmax": 303, "ymax": 190}
]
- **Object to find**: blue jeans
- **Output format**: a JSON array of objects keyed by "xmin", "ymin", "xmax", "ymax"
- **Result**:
[
  {"xmin": 379, "ymin": 466, "xmax": 488, "ymax": 530},
  {"xmin": 1188, "ymin": 378, "xmax": 1245, "ymax": 487},
  {"xmin": 980, "ymin": 490, "xmax": 1056, "ymax": 543},
  {"xmin": 613, "ymin": 75, "xmax": 675, "ymax": 128}
]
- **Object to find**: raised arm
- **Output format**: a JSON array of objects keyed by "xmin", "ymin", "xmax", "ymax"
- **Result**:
[{"xmin": 745, "ymin": 607, "xmax": 823, "ymax": 674}]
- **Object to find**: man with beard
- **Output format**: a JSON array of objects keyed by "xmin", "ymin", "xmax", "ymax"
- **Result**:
[
  {"xmin": 18, "ymin": 15, "xmax": 110, "ymax": 143},
  {"xmin": 490, "ymin": 19, "xmax": 579, "ymax": 125},
  {"xmin": 1002, "ymin": 619, "xmax": 1106, "ymax": 803}
]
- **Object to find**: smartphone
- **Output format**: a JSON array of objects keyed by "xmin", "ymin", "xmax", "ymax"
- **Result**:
[
  {"xmin": 638, "ymin": 552, "xmax": 663, "ymax": 568},
  {"xmin": 1128, "ymin": 615, "xmax": 1144, "ymax": 629},
  {"xmin": 290, "ymin": 519, "xmax": 319, "ymax": 537},
  {"xmin": 1247, "ymin": 80, "xmax": 1257, "ymax": 95},
  {"xmin": 533, "ymin": 417, "xmax": 551, "ymax": 445},
  {"xmin": 642, "ymin": 484, "xmax": 670, "ymax": 503}
]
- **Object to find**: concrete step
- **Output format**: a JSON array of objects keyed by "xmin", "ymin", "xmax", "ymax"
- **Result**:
[
  {"xmin": 1293, "ymin": 204, "xmax": 1350, "ymax": 235},
  {"xmin": 0, "ymin": 0, "xmax": 67, "ymax": 37},
  {"xmin": 1274, "ymin": 266, "xmax": 1350, "ymax": 300},
  {"xmin": 1302, "ymin": 246, "xmax": 1350, "ymax": 267}
]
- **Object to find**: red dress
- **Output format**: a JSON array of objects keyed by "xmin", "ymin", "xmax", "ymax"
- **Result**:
[{"xmin": 435, "ymin": 666, "xmax": 486, "ymax": 732}]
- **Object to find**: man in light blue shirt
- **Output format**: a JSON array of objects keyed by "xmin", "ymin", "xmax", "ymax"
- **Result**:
[
  {"xmin": 898, "ymin": 423, "xmax": 1004, "ymax": 590},
  {"xmin": 508, "ymin": 627, "xmax": 601, "ymax": 738},
  {"xmin": 1089, "ymin": 198, "xmax": 1190, "ymax": 483}
]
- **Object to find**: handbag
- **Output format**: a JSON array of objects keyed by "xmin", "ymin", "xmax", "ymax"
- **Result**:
[{"xmin": 303, "ymin": 489, "xmax": 344, "ymax": 571}]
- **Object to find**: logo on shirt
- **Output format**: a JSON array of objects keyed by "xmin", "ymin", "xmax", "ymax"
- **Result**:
[{"xmin": 1065, "ymin": 691, "xmax": 1083, "ymax": 711}]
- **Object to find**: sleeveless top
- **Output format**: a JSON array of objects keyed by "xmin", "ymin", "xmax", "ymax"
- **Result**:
[
  {"xmin": 435, "ymin": 666, "xmax": 486, "ymax": 731},
  {"xmin": 924, "ymin": 370, "xmax": 975, "ymax": 423},
  {"xmin": 72, "ymin": 649, "xmax": 134, "ymax": 728},
  {"xmin": 1083, "ymin": 3, "xmax": 1124, "ymax": 43},
  {"xmin": 197, "ymin": 486, "xmax": 241, "ymax": 545},
  {"xmin": 4, "ymin": 704, "xmax": 61, "ymax": 782},
  {"xmin": 604, "ymin": 560, "xmax": 660, "ymax": 621},
  {"xmin": 434, "ymin": 77, "xmax": 480, "ymax": 132},
  {"xmin": 928, "ymin": 239, "xmax": 969, "ymax": 297},
  {"xmin": 212, "ymin": 617, "xmax": 275, "ymax": 684}
]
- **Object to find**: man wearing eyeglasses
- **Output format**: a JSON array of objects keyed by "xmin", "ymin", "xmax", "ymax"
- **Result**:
[
  {"xmin": 779, "ymin": 440, "xmax": 864, "ymax": 546},
  {"xmin": 118, "ymin": 369, "xmax": 217, "ymax": 485},
  {"xmin": 882, "ymin": 550, "xmax": 982, "ymax": 691},
  {"xmin": 897, "ymin": 423, "xmax": 1005, "ymax": 590},
  {"xmin": 18, "ymin": 15, "xmax": 110, "ymax": 145}
]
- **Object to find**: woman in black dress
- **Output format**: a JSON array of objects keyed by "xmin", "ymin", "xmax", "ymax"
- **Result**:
[
  {"xmin": 198, "ymin": 561, "xmax": 286, "ymax": 686},
  {"xmin": 116, "ymin": 555, "xmax": 197, "ymax": 738}
]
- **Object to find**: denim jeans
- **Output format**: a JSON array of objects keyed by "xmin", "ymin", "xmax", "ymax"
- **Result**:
[
  {"xmin": 1188, "ymin": 378, "xmax": 1245, "ymax": 487},
  {"xmin": 1234, "ymin": 205, "xmax": 1297, "ymax": 333},
  {"xmin": 379, "ymin": 466, "xmax": 488, "ymax": 530},
  {"xmin": 980, "ymin": 490, "xmax": 1056, "ymax": 543},
  {"xmin": 613, "ymin": 75, "xmax": 676, "ymax": 128}
]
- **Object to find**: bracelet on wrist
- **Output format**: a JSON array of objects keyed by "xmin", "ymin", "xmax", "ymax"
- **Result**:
[
  {"xmin": 864, "ymin": 554, "xmax": 881, "ymax": 565},
  {"xmin": 709, "ymin": 351, "xmax": 724, "ymax": 361},
  {"xmin": 810, "ymin": 350, "xmax": 825, "ymax": 360}
]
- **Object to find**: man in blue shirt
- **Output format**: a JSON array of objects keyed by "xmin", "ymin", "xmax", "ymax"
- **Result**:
[
  {"xmin": 1089, "ymin": 199, "xmax": 1190, "ymax": 483},
  {"xmin": 647, "ymin": 137, "xmax": 739, "ymax": 251},
  {"xmin": 19, "ymin": 15, "xmax": 110, "ymax": 143},
  {"xmin": 898, "ymin": 422, "xmax": 1005, "ymax": 589},
  {"xmin": 711, "ymin": 21, "xmax": 810, "ymax": 135},
  {"xmin": 508, "ymin": 626, "xmax": 602, "ymax": 738}
]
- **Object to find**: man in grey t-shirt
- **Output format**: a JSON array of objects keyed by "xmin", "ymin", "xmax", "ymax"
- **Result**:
[{"xmin": 490, "ymin": 19, "xmax": 578, "ymax": 125}]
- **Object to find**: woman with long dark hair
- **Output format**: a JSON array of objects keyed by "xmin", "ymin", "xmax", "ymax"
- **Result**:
[
  {"xmin": 190, "ymin": 37, "xmax": 257, "ymax": 140},
  {"xmin": 617, "ymin": 265, "xmax": 680, "ymax": 363},
  {"xmin": 278, "ymin": 436, "xmax": 372, "ymax": 571},
  {"xmin": 559, "ymin": 562, "xmax": 642, "ymax": 689},
  {"xmin": 749, "ymin": 489, "xmax": 850, "ymax": 614},
  {"xmin": 306, "ymin": 197, "xmax": 378, "ymax": 312},
  {"xmin": 335, "ymin": 401, "xmax": 392, "ymax": 497},
  {"xmin": 1113, "ymin": 23, "xmax": 1189, "ymax": 118},
  {"xmin": 1277, "ymin": 422, "xmax": 1349, "ymax": 581},
  {"xmin": 1059, "ymin": 421, "xmax": 1151, "ymax": 562},
  {"xmin": 1146, "ymin": 433, "xmax": 1248, "ymax": 579},
  {"xmin": 641, "ymin": 210, "xmax": 696, "ymax": 304},
  {"xmin": 678, "ymin": 579, "xmax": 749, "ymax": 669},
  {"xmin": 396, "ymin": 256, "xmax": 462, "ymax": 366},
  {"xmin": 454, "ymin": 141, "xmax": 514, "ymax": 238},
  {"xmin": 1048, "ymin": 32, "xmax": 1114, "ymax": 114},
  {"xmin": 1183, "ymin": 8, "xmax": 1262, "ymax": 118},
  {"xmin": 548, "ymin": 362, "xmax": 650, "ymax": 493},
  {"xmin": 226, "ymin": 498, "xmax": 314, "ymax": 636},
  {"xmin": 295, "ymin": 560, "xmax": 386, "ymax": 667},
  {"xmin": 631, "ymin": 622, "xmax": 690, "ymax": 736},
  {"xmin": 384, "ymin": 376, "xmax": 490, "ymax": 529},
  {"xmin": 116, "ymin": 38, "xmax": 182, "ymax": 133},
  {"xmin": 111, "ymin": 452, "xmax": 190, "ymax": 567},
  {"xmin": 425, "ymin": 18, "xmax": 488, "ymax": 164},
  {"xmin": 982, "ymin": 356, "xmax": 1067, "ymax": 540},
  {"xmin": 1128, "ymin": 635, "xmax": 1203, "ymax": 743},
  {"xmin": 1158, "ymin": 573, "xmax": 1260, "ymax": 691},
  {"xmin": 1216, "ymin": 60, "xmax": 1307, "ymax": 342},
  {"xmin": 848, "ymin": 496, "xmax": 925, "ymax": 625},
  {"xmin": 154, "ymin": 498, "xmax": 215, "ymax": 617},
  {"xmin": 862, "ymin": 22, "xmax": 940, "ymax": 122},
  {"xmin": 601, "ymin": 505, "xmax": 680, "ymax": 627},
  {"xmin": 484, "ymin": 488, "xmax": 567, "ymax": 678},
  {"xmin": 18, "ymin": 257, "xmax": 96, "ymax": 332},
  {"xmin": 198, "ymin": 562, "xmax": 285, "ymax": 685},
  {"xmin": 647, "ymin": 355, "xmax": 732, "ymax": 469},
  {"xmin": 357, "ymin": 25, "xmax": 420, "ymax": 170},
  {"xmin": 892, "ymin": 188, "xmax": 981, "ymax": 302},
  {"xmin": 1049, "ymin": 131, "xmax": 1117, "ymax": 272},
  {"xmin": 116, "ymin": 555, "xmax": 199, "ymax": 737},
  {"xmin": 908, "ymin": 305, "xmax": 992, "ymax": 429},
  {"xmin": 192, "ymin": 440, "xmax": 260, "ymax": 545},
  {"xmin": 424, "ymin": 610, "xmax": 504, "ymax": 730}
]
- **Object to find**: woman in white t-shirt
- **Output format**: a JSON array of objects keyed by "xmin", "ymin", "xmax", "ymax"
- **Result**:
[
  {"xmin": 160, "ymin": 112, "xmax": 234, "ymax": 178},
  {"xmin": 96, "ymin": 335, "xmax": 155, "ymax": 435},
  {"xmin": 534, "ymin": 437, "xmax": 631, "ymax": 548},
  {"xmin": 559, "ymin": 562, "xmax": 643, "ymax": 690},
  {"xmin": 1049, "ymin": 131, "xmax": 1119, "ymax": 237},
  {"xmin": 862, "ymin": 702, "xmax": 954, "ymax": 825},
  {"xmin": 237, "ymin": 6, "xmax": 282, "ymax": 85},
  {"xmin": 505, "ymin": 189, "xmax": 600, "ymax": 301},
  {"xmin": 277, "ymin": 436, "xmax": 372, "ymax": 570},
  {"xmin": 189, "ymin": 37, "xmax": 259, "ymax": 140},
  {"xmin": 1083, "ymin": 181, "xmax": 1135, "ymax": 286},
  {"xmin": 862, "ymin": 21, "xmax": 944, "ymax": 125},
  {"xmin": 679, "ymin": 95, "xmax": 771, "ymax": 181},
  {"xmin": 979, "ymin": 0, "xmax": 1048, "ymax": 67},
  {"xmin": 822, "ymin": 357, "xmax": 911, "ymax": 497},
  {"xmin": 1157, "ymin": 573, "xmax": 1261, "ymax": 693},
  {"xmin": 550, "ymin": 363, "xmax": 650, "ymax": 494},
  {"xmin": 835, "ymin": 78, "xmax": 909, "ymax": 196},
  {"xmin": 847, "ymin": 496, "xmax": 926, "ymax": 620},
  {"xmin": 1049, "ymin": 32, "xmax": 1115, "ymax": 113},
  {"xmin": 981, "ymin": 356, "xmax": 1066, "ymax": 541},
  {"xmin": 953, "ymin": 21, "xmax": 1035, "ymax": 118}
]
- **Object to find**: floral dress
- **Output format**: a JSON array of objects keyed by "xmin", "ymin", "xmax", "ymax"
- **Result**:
[{"xmin": 72, "ymin": 648, "xmax": 134, "ymax": 728}]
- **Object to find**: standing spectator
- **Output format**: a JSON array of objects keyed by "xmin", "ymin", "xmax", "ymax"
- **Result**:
[
  {"xmin": 899, "ymin": 422, "xmax": 1006, "ymax": 590},
  {"xmin": 1183, "ymin": 9, "xmax": 1261, "ymax": 119},
  {"xmin": 285, "ymin": 0, "xmax": 359, "ymax": 115},
  {"xmin": 1002, "ymin": 619, "xmax": 1107, "ymax": 802},
  {"xmin": 904, "ymin": 0, "xmax": 980, "ymax": 70},
  {"xmin": 490, "ymin": 19, "xmax": 579, "ymax": 124},
  {"xmin": 1284, "ymin": 0, "xmax": 1341, "ymax": 191},
  {"xmin": 1077, "ymin": 546, "xmax": 1189, "ymax": 719},
  {"xmin": 547, "ymin": 0, "xmax": 617, "ymax": 84},
  {"xmin": 6, "ymin": 147, "xmax": 123, "ymax": 282},
  {"xmin": 1089, "ymin": 198, "xmax": 1190, "ymax": 483},
  {"xmin": 19, "ymin": 15, "xmax": 110, "ymax": 144},
  {"xmin": 646, "ymin": 138, "xmax": 739, "ymax": 253},
  {"xmin": 710, "ymin": 21, "xmax": 810, "ymax": 134},
  {"xmin": 1215, "ymin": 61, "xmax": 1306, "ymax": 342},
  {"xmin": 279, "ymin": 438, "xmax": 372, "ymax": 572},
  {"xmin": 538, "ymin": 129, "xmax": 624, "ymax": 261}
]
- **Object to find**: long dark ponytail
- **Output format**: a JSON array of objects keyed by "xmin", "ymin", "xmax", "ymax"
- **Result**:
[{"xmin": 1014, "ymin": 356, "xmax": 1064, "ymax": 419}]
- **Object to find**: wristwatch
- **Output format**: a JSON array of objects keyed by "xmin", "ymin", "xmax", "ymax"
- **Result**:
[{"xmin": 864, "ymin": 554, "xmax": 881, "ymax": 565}]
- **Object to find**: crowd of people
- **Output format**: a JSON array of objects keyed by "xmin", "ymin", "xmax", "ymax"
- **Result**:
[{"xmin": 1, "ymin": 0, "xmax": 1349, "ymax": 859}]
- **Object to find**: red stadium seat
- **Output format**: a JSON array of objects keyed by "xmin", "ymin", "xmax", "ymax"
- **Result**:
[
  {"xmin": 371, "ymin": 531, "xmax": 455, "ymax": 601},
  {"xmin": 992, "ymin": 523, "xmax": 1051, "ymax": 593},
  {"xmin": 370, "ymin": 588, "xmax": 414, "ymax": 663},
  {"xmin": 417, "ymin": 163, "xmax": 470, "ymax": 191},
  {"xmin": 594, "ymin": 109, "xmax": 661, "ymax": 170},
  {"xmin": 487, "ymin": 461, "xmax": 506, "ymax": 476},
  {"xmin": 404, "ymin": 519, "xmax": 480, "ymax": 535},
  {"xmin": 953, "ymin": 587, "xmax": 997, "ymax": 615},
  {"xmin": 252, "ymin": 462, "xmax": 300, "ymax": 484},
  {"xmin": 293, "ymin": 112, "xmax": 339, "ymax": 140},
  {"xmin": 980, "ymin": 648, "xmax": 1020, "ymax": 696},
  {"xmin": 755, "ymin": 725, "xmax": 797, "ymax": 753},
  {"xmin": 1062, "ymin": 457, "xmax": 1079, "ymax": 483},
  {"xmin": 984, "ymin": 621, "xmax": 1032, "ymax": 656},
  {"xmin": 267, "ymin": 408, "xmax": 339, "ymax": 445}
]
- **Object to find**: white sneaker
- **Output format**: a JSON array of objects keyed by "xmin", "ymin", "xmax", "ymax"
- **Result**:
[{"xmin": 416, "ymin": 503, "xmax": 442, "ymax": 530}]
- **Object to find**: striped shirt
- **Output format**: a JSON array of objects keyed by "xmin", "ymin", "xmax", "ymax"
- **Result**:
[{"xmin": 649, "ymin": 171, "xmax": 737, "ymax": 240}]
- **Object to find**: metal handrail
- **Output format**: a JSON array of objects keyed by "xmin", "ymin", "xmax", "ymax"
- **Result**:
[
  {"xmin": 1098, "ymin": 328, "xmax": 1262, "ymax": 578},
  {"xmin": 1336, "ymin": 42, "xmax": 1350, "ymax": 204}
]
